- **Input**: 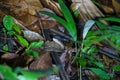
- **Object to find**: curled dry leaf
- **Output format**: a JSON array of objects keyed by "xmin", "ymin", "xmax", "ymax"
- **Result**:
[
  {"xmin": 42, "ymin": 38, "xmax": 64, "ymax": 52},
  {"xmin": 23, "ymin": 30, "xmax": 44, "ymax": 42},
  {"xmin": 29, "ymin": 52, "xmax": 52, "ymax": 70},
  {"xmin": 1, "ymin": 53, "xmax": 19, "ymax": 60}
]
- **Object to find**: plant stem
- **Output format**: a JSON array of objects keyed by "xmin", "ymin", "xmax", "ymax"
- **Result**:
[{"xmin": 79, "ymin": 65, "xmax": 82, "ymax": 80}]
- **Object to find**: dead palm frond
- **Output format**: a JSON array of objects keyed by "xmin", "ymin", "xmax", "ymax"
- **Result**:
[{"xmin": 71, "ymin": 0, "xmax": 104, "ymax": 22}]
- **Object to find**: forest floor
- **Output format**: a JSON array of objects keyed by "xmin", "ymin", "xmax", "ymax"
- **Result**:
[{"xmin": 0, "ymin": 0, "xmax": 120, "ymax": 80}]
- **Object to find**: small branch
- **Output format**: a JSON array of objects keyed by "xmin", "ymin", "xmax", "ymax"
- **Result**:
[
  {"xmin": 50, "ymin": 52, "xmax": 70, "ymax": 80},
  {"xmin": 98, "ymin": 48, "xmax": 120, "ymax": 62},
  {"xmin": 13, "ymin": 18, "xmax": 28, "ymax": 30},
  {"xmin": 35, "ymin": 10, "xmax": 46, "ymax": 40},
  {"xmin": 50, "ymin": 28, "xmax": 73, "ymax": 41}
]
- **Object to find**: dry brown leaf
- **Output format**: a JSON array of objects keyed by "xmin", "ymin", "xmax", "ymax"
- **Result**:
[
  {"xmin": 71, "ymin": 0, "xmax": 104, "ymax": 22},
  {"xmin": 26, "ymin": 8, "xmax": 59, "ymax": 32},
  {"xmin": 1, "ymin": 53, "xmax": 19, "ymax": 60},
  {"xmin": 1, "ymin": 53, "xmax": 34, "ymax": 68},
  {"xmin": 27, "ymin": 20, "xmax": 58, "ymax": 32},
  {"xmin": 29, "ymin": 52, "xmax": 52, "ymax": 70},
  {"xmin": 102, "ymin": 55, "xmax": 114, "ymax": 66},
  {"xmin": 0, "ymin": 0, "xmax": 43, "ymax": 26},
  {"xmin": 112, "ymin": 0, "xmax": 120, "ymax": 15}
]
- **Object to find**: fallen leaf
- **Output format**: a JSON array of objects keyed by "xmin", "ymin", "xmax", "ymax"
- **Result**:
[
  {"xmin": 29, "ymin": 52, "xmax": 52, "ymax": 70},
  {"xmin": 1, "ymin": 53, "xmax": 19, "ymax": 60},
  {"xmin": 0, "ymin": 0, "xmax": 43, "ymax": 26}
]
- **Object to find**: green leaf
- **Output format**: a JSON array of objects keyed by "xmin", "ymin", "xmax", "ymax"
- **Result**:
[
  {"xmin": 83, "ymin": 20, "xmax": 95, "ymax": 40},
  {"xmin": 40, "ymin": 0, "xmax": 77, "ymax": 41},
  {"xmin": 100, "ymin": 17, "xmax": 120, "ymax": 23},
  {"xmin": 93, "ymin": 62, "xmax": 105, "ymax": 69},
  {"xmin": 95, "ymin": 21, "xmax": 107, "ymax": 30},
  {"xmin": 13, "ymin": 24, "xmax": 21, "ymax": 34},
  {"xmin": 113, "ymin": 65, "xmax": 120, "ymax": 71},
  {"xmin": 30, "ymin": 41, "xmax": 44, "ymax": 48},
  {"xmin": 40, "ymin": 11, "xmax": 67, "ymax": 27},
  {"xmin": 3, "ymin": 15, "xmax": 13, "ymax": 31},
  {"xmin": 78, "ymin": 58, "xmax": 87, "ymax": 67},
  {"xmin": 16, "ymin": 35, "xmax": 29, "ymax": 47},
  {"xmin": 107, "ymin": 26, "xmax": 120, "ymax": 32},
  {"xmin": 58, "ymin": 0, "xmax": 77, "ymax": 41},
  {"xmin": 0, "ymin": 65, "xmax": 17, "ymax": 80},
  {"xmin": 15, "ymin": 66, "xmax": 60, "ymax": 80},
  {"xmin": 89, "ymin": 68, "xmax": 110, "ymax": 80},
  {"xmin": 25, "ymin": 49, "xmax": 39, "ymax": 58},
  {"xmin": 7, "ymin": 31, "xmax": 15, "ymax": 35},
  {"xmin": 87, "ymin": 46, "xmax": 98, "ymax": 55},
  {"xmin": 3, "ymin": 45, "xmax": 9, "ymax": 51},
  {"xmin": 73, "ymin": 10, "xmax": 79, "ymax": 18},
  {"xmin": 116, "ymin": 40, "xmax": 120, "ymax": 49}
]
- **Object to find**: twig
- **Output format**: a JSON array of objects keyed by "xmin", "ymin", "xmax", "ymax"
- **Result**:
[
  {"xmin": 50, "ymin": 52, "xmax": 70, "ymax": 80},
  {"xmin": 13, "ymin": 18, "xmax": 28, "ymax": 30},
  {"xmin": 98, "ymin": 48, "xmax": 120, "ymax": 62},
  {"xmin": 35, "ymin": 10, "xmax": 46, "ymax": 40},
  {"xmin": 50, "ymin": 28, "xmax": 73, "ymax": 41}
]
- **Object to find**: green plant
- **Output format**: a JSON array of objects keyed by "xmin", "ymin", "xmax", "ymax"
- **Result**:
[
  {"xmin": 40, "ymin": 0, "xmax": 117, "ymax": 79},
  {"xmin": 2, "ymin": 15, "xmax": 44, "ymax": 58},
  {"xmin": 0, "ymin": 65, "xmax": 59, "ymax": 80},
  {"xmin": 3, "ymin": 15, "xmax": 29, "ymax": 47},
  {"xmin": 25, "ymin": 41, "xmax": 44, "ymax": 58},
  {"xmin": 40, "ymin": 0, "xmax": 77, "ymax": 42},
  {"xmin": 1, "ymin": 15, "xmax": 60, "ymax": 80},
  {"xmin": 80, "ymin": 17, "xmax": 120, "ymax": 79}
]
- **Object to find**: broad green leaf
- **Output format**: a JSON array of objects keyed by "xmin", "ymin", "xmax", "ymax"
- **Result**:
[
  {"xmin": 25, "ymin": 49, "xmax": 39, "ymax": 58},
  {"xmin": 0, "ymin": 65, "xmax": 17, "ymax": 80},
  {"xmin": 3, "ymin": 15, "xmax": 13, "ymax": 31},
  {"xmin": 116, "ymin": 40, "xmax": 120, "ymax": 49},
  {"xmin": 100, "ymin": 17, "xmax": 120, "ymax": 23},
  {"xmin": 78, "ymin": 58, "xmax": 87, "ymax": 67},
  {"xmin": 93, "ymin": 62, "xmax": 105, "ymax": 69},
  {"xmin": 15, "ymin": 66, "xmax": 60, "ymax": 80},
  {"xmin": 87, "ymin": 46, "xmax": 98, "ymax": 55},
  {"xmin": 13, "ymin": 24, "xmax": 21, "ymax": 34},
  {"xmin": 58, "ymin": 0, "xmax": 77, "ymax": 41},
  {"xmin": 16, "ymin": 35, "xmax": 29, "ymax": 47},
  {"xmin": 89, "ymin": 68, "xmax": 110, "ymax": 80},
  {"xmin": 107, "ymin": 26, "xmax": 120, "ymax": 32},
  {"xmin": 83, "ymin": 20, "xmax": 95, "ymax": 40},
  {"xmin": 3, "ymin": 45, "xmax": 9, "ymax": 51},
  {"xmin": 40, "ymin": 11, "xmax": 67, "ymax": 27},
  {"xmin": 95, "ymin": 21, "xmax": 106, "ymax": 30},
  {"xmin": 30, "ymin": 41, "xmax": 44, "ymax": 48},
  {"xmin": 113, "ymin": 65, "xmax": 120, "ymax": 71}
]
